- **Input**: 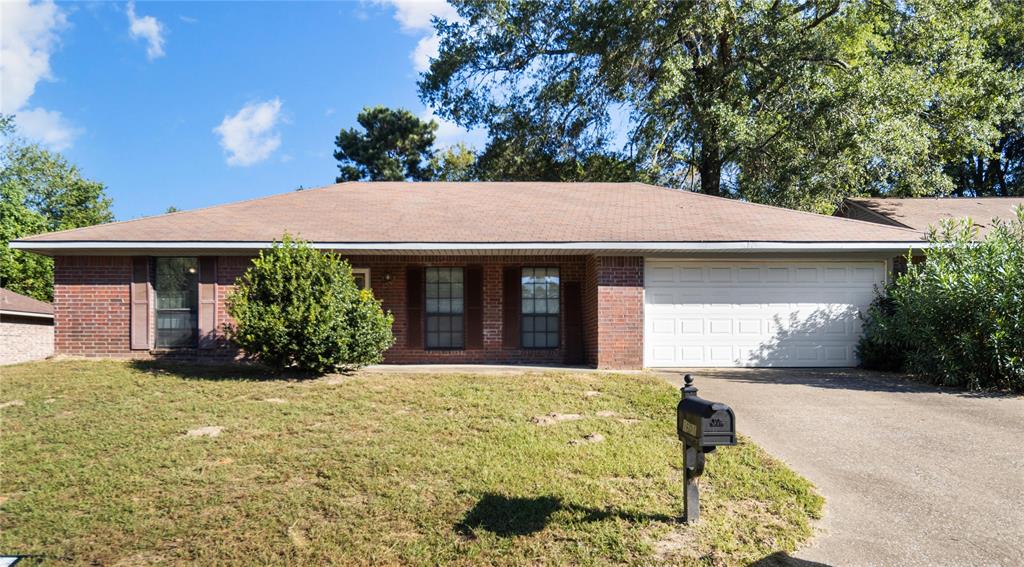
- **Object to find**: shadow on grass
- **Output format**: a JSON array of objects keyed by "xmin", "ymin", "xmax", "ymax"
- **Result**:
[
  {"xmin": 748, "ymin": 551, "xmax": 832, "ymax": 566},
  {"xmin": 455, "ymin": 493, "xmax": 675, "ymax": 538},
  {"xmin": 658, "ymin": 368, "xmax": 1017, "ymax": 399},
  {"xmin": 129, "ymin": 359, "xmax": 323, "ymax": 382}
]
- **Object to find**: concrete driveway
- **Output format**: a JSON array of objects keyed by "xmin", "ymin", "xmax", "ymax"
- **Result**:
[{"xmin": 658, "ymin": 368, "xmax": 1024, "ymax": 567}]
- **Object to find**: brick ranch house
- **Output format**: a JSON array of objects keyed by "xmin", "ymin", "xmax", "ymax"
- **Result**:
[{"xmin": 11, "ymin": 182, "xmax": 929, "ymax": 369}]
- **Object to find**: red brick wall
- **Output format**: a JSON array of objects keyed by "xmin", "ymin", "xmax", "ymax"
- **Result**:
[
  {"xmin": 53, "ymin": 256, "xmax": 136, "ymax": 357},
  {"xmin": 588, "ymin": 256, "xmax": 644, "ymax": 369},
  {"xmin": 342, "ymin": 255, "xmax": 586, "ymax": 364},
  {"xmin": 54, "ymin": 254, "xmax": 637, "ymax": 366}
]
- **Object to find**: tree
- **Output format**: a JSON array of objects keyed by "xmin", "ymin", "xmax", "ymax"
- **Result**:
[
  {"xmin": 858, "ymin": 209, "xmax": 1024, "ymax": 391},
  {"xmin": 1, "ymin": 116, "xmax": 114, "ymax": 300},
  {"xmin": 474, "ymin": 134, "xmax": 639, "ymax": 182},
  {"xmin": 429, "ymin": 142, "xmax": 477, "ymax": 181},
  {"xmin": 421, "ymin": 1, "xmax": 1020, "ymax": 212},
  {"xmin": 945, "ymin": 0, "xmax": 1024, "ymax": 197},
  {"xmin": 334, "ymin": 106, "xmax": 438, "ymax": 182},
  {"xmin": 226, "ymin": 236, "xmax": 395, "ymax": 373}
]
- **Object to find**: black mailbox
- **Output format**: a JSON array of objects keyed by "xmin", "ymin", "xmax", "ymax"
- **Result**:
[
  {"xmin": 677, "ymin": 395, "xmax": 736, "ymax": 450},
  {"xmin": 676, "ymin": 374, "xmax": 737, "ymax": 524}
]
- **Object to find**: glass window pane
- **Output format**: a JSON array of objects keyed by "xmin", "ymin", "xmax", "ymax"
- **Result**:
[
  {"xmin": 547, "ymin": 298, "xmax": 560, "ymax": 314},
  {"xmin": 520, "ymin": 268, "xmax": 560, "ymax": 349},
  {"xmin": 155, "ymin": 257, "xmax": 199, "ymax": 348},
  {"xmin": 425, "ymin": 269, "xmax": 464, "ymax": 348},
  {"xmin": 535, "ymin": 284, "xmax": 547, "ymax": 299}
]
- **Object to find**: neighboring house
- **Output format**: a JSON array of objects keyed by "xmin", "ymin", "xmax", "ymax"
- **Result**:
[
  {"xmin": 11, "ymin": 182, "xmax": 927, "ymax": 369},
  {"xmin": 835, "ymin": 197, "xmax": 1024, "ymax": 237},
  {"xmin": 1, "ymin": 288, "xmax": 55, "ymax": 365},
  {"xmin": 835, "ymin": 196, "xmax": 1024, "ymax": 273}
]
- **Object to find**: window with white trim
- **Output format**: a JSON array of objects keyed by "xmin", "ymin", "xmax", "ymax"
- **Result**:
[{"xmin": 351, "ymin": 268, "xmax": 370, "ymax": 290}]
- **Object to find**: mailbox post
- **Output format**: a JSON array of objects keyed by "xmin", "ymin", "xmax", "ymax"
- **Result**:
[{"xmin": 676, "ymin": 374, "xmax": 736, "ymax": 524}]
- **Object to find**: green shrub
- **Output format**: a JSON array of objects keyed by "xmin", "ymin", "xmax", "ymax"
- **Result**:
[
  {"xmin": 226, "ymin": 236, "xmax": 395, "ymax": 373},
  {"xmin": 858, "ymin": 208, "xmax": 1024, "ymax": 392}
]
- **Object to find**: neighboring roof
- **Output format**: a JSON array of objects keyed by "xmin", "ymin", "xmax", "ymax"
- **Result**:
[
  {"xmin": 1, "ymin": 288, "xmax": 54, "ymax": 319},
  {"xmin": 12, "ymin": 182, "xmax": 926, "ymax": 254},
  {"xmin": 839, "ymin": 197, "xmax": 1024, "ymax": 237}
]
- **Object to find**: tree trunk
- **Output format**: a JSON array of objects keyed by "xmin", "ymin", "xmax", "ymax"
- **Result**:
[{"xmin": 699, "ymin": 137, "xmax": 722, "ymax": 196}]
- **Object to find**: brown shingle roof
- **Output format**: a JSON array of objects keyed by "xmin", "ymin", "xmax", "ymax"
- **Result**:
[
  {"xmin": 842, "ymin": 197, "xmax": 1024, "ymax": 237},
  {"xmin": 1, "ymin": 288, "xmax": 53, "ymax": 317},
  {"xmin": 15, "ymin": 183, "xmax": 925, "ymax": 250}
]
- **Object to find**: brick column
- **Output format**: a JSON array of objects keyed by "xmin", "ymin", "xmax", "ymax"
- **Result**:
[{"xmin": 584, "ymin": 256, "xmax": 644, "ymax": 369}]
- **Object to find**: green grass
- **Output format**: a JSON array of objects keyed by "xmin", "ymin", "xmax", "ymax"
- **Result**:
[{"xmin": 0, "ymin": 360, "xmax": 822, "ymax": 565}]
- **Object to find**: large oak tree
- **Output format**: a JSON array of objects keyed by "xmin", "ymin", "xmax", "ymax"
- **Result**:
[{"xmin": 420, "ymin": 0, "xmax": 1021, "ymax": 211}]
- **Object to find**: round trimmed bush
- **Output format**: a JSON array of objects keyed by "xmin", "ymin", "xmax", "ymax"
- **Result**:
[{"xmin": 226, "ymin": 236, "xmax": 394, "ymax": 373}]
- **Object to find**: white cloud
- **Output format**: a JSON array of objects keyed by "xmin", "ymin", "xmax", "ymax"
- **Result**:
[
  {"xmin": 1, "ymin": 0, "xmax": 65, "ymax": 112},
  {"xmin": 179, "ymin": 15, "xmax": 197, "ymax": 24},
  {"xmin": 380, "ymin": 0, "xmax": 456, "ymax": 32},
  {"xmin": 127, "ymin": 1, "xmax": 165, "ymax": 60},
  {"xmin": 0, "ymin": 0, "xmax": 78, "ymax": 149},
  {"xmin": 421, "ymin": 108, "xmax": 486, "ymax": 149},
  {"xmin": 214, "ymin": 98, "xmax": 283, "ymax": 166},
  {"xmin": 411, "ymin": 34, "xmax": 440, "ymax": 73},
  {"xmin": 15, "ymin": 107, "xmax": 80, "ymax": 151},
  {"xmin": 376, "ymin": 0, "xmax": 457, "ymax": 73}
]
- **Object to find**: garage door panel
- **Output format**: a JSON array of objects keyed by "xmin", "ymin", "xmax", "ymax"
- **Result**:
[{"xmin": 645, "ymin": 260, "xmax": 884, "ymax": 368}]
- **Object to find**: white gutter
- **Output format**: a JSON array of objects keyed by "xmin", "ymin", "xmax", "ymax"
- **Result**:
[
  {"xmin": 1, "ymin": 310, "xmax": 54, "ymax": 320},
  {"xmin": 9, "ymin": 240, "xmax": 930, "ymax": 252}
]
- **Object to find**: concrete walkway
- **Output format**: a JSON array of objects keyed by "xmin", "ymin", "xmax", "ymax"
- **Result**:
[{"xmin": 658, "ymin": 368, "xmax": 1024, "ymax": 567}]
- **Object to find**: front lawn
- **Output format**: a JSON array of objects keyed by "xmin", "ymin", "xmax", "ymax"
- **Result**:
[{"xmin": 0, "ymin": 361, "xmax": 822, "ymax": 565}]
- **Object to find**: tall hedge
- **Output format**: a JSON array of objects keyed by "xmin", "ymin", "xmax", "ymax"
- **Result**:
[
  {"xmin": 858, "ymin": 209, "xmax": 1024, "ymax": 392},
  {"xmin": 227, "ymin": 236, "xmax": 394, "ymax": 373}
]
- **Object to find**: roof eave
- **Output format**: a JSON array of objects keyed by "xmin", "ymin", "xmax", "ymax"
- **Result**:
[
  {"xmin": 10, "ymin": 240, "xmax": 931, "ymax": 256},
  {"xmin": 0, "ymin": 309, "xmax": 54, "ymax": 319}
]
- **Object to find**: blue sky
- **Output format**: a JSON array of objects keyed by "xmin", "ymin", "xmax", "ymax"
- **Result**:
[{"xmin": 2, "ymin": 1, "xmax": 483, "ymax": 220}]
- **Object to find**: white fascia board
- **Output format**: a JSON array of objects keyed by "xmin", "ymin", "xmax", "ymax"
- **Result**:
[
  {"xmin": 9, "ymin": 240, "xmax": 930, "ymax": 253},
  {"xmin": 0, "ymin": 310, "xmax": 54, "ymax": 319}
]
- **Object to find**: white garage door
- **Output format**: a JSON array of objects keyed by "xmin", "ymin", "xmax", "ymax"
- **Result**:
[{"xmin": 644, "ymin": 260, "xmax": 886, "ymax": 368}]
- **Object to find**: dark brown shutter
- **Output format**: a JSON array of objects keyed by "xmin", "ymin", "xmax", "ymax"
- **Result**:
[
  {"xmin": 406, "ymin": 266, "xmax": 424, "ymax": 348},
  {"xmin": 198, "ymin": 257, "xmax": 218, "ymax": 349},
  {"xmin": 130, "ymin": 257, "xmax": 151, "ymax": 350},
  {"xmin": 563, "ymin": 281, "xmax": 583, "ymax": 364},
  {"xmin": 465, "ymin": 266, "xmax": 484, "ymax": 349},
  {"xmin": 502, "ymin": 266, "xmax": 520, "ymax": 348}
]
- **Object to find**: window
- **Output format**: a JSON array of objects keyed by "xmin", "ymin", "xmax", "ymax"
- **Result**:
[
  {"xmin": 521, "ymin": 267, "xmax": 559, "ymax": 348},
  {"xmin": 155, "ymin": 257, "xmax": 199, "ymax": 348},
  {"xmin": 352, "ymin": 268, "xmax": 370, "ymax": 290},
  {"xmin": 426, "ymin": 267, "xmax": 463, "ymax": 349}
]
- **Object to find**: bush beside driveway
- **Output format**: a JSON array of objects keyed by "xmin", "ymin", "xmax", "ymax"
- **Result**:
[{"xmin": 1, "ymin": 360, "xmax": 821, "ymax": 565}]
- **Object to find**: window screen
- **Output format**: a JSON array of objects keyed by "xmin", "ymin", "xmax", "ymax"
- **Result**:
[
  {"xmin": 521, "ymin": 267, "xmax": 559, "ymax": 348},
  {"xmin": 155, "ymin": 257, "xmax": 199, "ymax": 348},
  {"xmin": 426, "ymin": 267, "xmax": 464, "ymax": 349}
]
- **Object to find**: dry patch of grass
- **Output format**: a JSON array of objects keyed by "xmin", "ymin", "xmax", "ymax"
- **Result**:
[{"xmin": 0, "ymin": 360, "xmax": 822, "ymax": 565}]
